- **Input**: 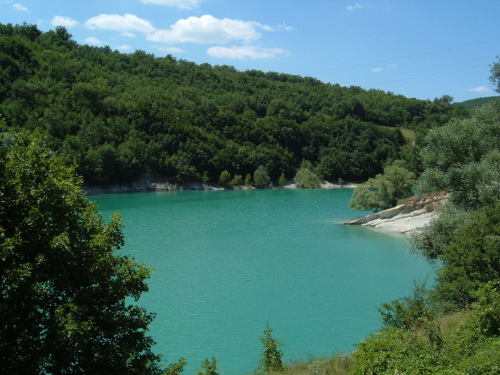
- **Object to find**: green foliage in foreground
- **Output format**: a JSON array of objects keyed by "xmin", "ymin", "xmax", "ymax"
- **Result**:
[
  {"xmin": 0, "ymin": 131, "xmax": 174, "ymax": 374},
  {"xmin": 352, "ymin": 282, "xmax": 500, "ymax": 375},
  {"xmin": 431, "ymin": 202, "xmax": 500, "ymax": 309},
  {"xmin": 378, "ymin": 278, "xmax": 435, "ymax": 330},
  {"xmin": 196, "ymin": 357, "xmax": 218, "ymax": 375},
  {"xmin": 257, "ymin": 323, "xmax": 284, "ymax": 374},
  {"xmin": 349, "ymin": 160, "xmax": 415, "ymax": 212}
]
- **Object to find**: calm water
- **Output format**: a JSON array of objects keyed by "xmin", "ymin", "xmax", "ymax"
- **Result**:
[{"xmin": 93, "ymin": 188, "xmax": 431, "ymax": 374}]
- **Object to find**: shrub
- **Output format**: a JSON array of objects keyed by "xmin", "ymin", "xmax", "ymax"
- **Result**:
[
  {"xmin": 231, "ymin": 174, "xmax": 243, "ymax": 187},
  {"xmin": 294, "ymin": 168, "xmax": 321, "ymax": 188},
  {"xmin": 196, "ymin": 357, "xmax": 218, "ymax": 375},
  {"xmin": 256, "ymin": 322, "xmax": 284, "ymax": 374}
]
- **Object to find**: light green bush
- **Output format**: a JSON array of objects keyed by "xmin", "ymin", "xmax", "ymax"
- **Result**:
[{"xmin": 294, "ymin": 168, "xmax": 321, "ymax": 188}]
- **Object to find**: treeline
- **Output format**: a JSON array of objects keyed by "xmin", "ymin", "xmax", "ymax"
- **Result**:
[{"xmin": 0, "ymin": 23, "xmax": 468, "ymax": 185}]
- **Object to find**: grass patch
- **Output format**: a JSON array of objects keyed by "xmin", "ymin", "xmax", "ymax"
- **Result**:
[
  {"xmin": 265, "ymin": 353, "xmax": 353, "ymax": 375},
  {"xmin": 437, "ymin": 311, "xmax": 468, "ymax": 334},
  {"xmin": 400, "ymin": 128, "xmax": 415, "ymax": 142},
  {"xmin": 376, "ymin": 125, "xmax": 415, "ymax": 143}
]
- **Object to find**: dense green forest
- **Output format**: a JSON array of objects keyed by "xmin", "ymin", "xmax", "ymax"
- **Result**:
[{"xmin": 0, "ymin": 23, "xmax": 468, "ymax": 186}]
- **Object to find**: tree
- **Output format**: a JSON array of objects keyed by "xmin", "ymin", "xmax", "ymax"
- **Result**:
[
  {"xmin": 196, "ymin": 357, "xmax": 219, "ymax": 375},
  {"xmin": 490, "ymin": 56, "xmax": 500, "ymax": 93},
  {"xmin": 431, "ymin": 202, "xmax": 500, "ymax": 309},
  {"xmin": 278, "ymin": 173, "xmax": 287, "ymax": 186},
  {"xmin": 245, "ymin": 173, "xmax": 253, "ymax": 187},
  {"xmin": 218, "ymin": 170, "xmax": 231, "ymax": 187},
  {"xmin": 256, "ymin": 322, "xmax": 284, "ymax": 374},
  {"xmin": 231, "ymin": 174, "xmax": 243, "ymax": 187},
  {"xmin": 0, "ymin": 131, "xmax": 173, "ymax": 374},
  {"xmin": 294, "ymin": 168, "xmax": 321, "ymax": 188},
  {"xmin": 417, "ymin": 100, "xmax": 500, "ymax": 210},
  {"xmin": 253, "ymin": 165, "xmax": 271, "ymax": 188},
  {"xmin": 349, "ymin": 160, "xmax": 415, "ymax": 212}
]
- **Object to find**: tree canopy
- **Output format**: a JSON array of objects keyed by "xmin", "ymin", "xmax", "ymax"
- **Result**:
[{"xmin": 0, "ymin": 131, "xmax": 170, "ymax": 374}]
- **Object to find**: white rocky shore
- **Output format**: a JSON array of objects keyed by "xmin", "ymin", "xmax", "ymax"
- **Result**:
[{"xmin": 344, "ymin": 192, "xmax": 449, "ymax": 234}]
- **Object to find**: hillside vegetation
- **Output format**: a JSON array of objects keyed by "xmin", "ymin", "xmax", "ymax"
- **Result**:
[
  {"xmin": 0, "ymin": 23, "xmax": 467, "ymax": 186},
  {"xmin": 455, "ymin": 95, "xmax": 499, "ymax": 108}
]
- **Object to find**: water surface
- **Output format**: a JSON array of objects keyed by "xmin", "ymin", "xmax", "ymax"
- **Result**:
[{"xmin": 94, "ymin": 188, "xmax": 431, "ymax": 374}]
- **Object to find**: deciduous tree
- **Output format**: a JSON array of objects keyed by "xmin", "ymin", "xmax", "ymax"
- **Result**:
[{"xmin": 0, "ymin": 131, "xmax": 173, "ymax": 374}]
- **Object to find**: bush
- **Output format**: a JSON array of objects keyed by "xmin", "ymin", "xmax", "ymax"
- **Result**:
[
  {"xmin": 294, "ymin": 168, "xmax": 321, "ymax": 188},
  {"xmin": 378, "ymin": 278, "xmax": 434, "ymax": 330},
  {"xmin": 349, "ymin": 160, "xmax": 415, "ymax": 212},
  {"xmin": 231, "ymin": 174, "xmax": 243, "ymax": 187},
  {"xmin": 196, "ymin": 357, "xmax": 218, "ymax": 375}
]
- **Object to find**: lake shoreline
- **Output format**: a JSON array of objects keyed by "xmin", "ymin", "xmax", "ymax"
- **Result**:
[{"xmin": 83, "ymin": 176, "xmax": 357, "ymax": 195}]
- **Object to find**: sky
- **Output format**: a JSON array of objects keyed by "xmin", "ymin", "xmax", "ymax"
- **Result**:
[{"xmin": 1, "ymin": 0, "xmax": 500, "ymax": 103}]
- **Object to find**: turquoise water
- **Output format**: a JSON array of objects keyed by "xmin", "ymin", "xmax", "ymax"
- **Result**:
[{"xmin": 93, "ymin": 188, "xmax": 432, "ymax": 374}]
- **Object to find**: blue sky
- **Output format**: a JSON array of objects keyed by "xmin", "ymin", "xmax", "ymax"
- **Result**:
[{"xmin": 1, "ymin": 0, "xmax": 499, "ymax": 103}]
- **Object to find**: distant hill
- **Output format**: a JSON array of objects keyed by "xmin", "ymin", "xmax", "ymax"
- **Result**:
[{"xmin": 455, "ymin": 96, "xmax": 500, "ymax": 108}]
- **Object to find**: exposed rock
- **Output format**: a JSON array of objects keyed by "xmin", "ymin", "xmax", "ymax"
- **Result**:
[{"xmin": 344, "ymin": 192, "xmax": 449, "ymax": 234}]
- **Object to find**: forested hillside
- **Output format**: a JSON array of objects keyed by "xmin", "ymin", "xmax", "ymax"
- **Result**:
[
  {"xmin": 0, "ymin": 23, "xmax": 467, "ymax": 185},
  {"xmin": 456, "ymin": 96, "xmax": 499, "ymax": 108}
]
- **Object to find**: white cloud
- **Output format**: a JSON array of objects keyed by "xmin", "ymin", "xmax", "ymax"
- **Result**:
[
  {"xmin": 85, "ymin": 14, "xmax": 156, "ymax": 33},
  {"xmin": 278, "ymin": 22, "xmax": 294, "ymax": 32},
  {"xmin": 13, "ymin": 3, "xmax": 28, "ymax": 11},
  {"xmin": 116, "ymin": 45, "xmax": 132, "ymax": 51},
  {"xmin": 387, "ymin": 64, "xmax": 398, "ymax": 69},
  {"xmin": 464, "ymin": 86, "xmax": 489, "ymax": 92},
  {"xmin": 207, "ymin": 46, "xmax": 289, "ymax": 60},
  {"xmin": 347, "ymin": 3, "xmax": 368, "ymax": 11},
  {"xmin": 140, "ymin": 0, "xmax": 205, "ymax": 10},
  {"xmin": 372, "ymin": 67, "xmax": 382, "ymax": 72},
  {"xmin": 50, "ymin": 16, "xmax": 79, "ymax": 27},
  {"xmin": 147, "ymin": 15, "xmax": 271, "ymax": 44},
  {"xmin": 121, "ymin": 31, "xmax": 136, "ymax": 37},
  {"xmin": 85, "ymin": 37, "xmax": 103, "ymax": 45},
  {"xmin": 157, "ymin": 46, "xmax": 186, "ymax": 53}
]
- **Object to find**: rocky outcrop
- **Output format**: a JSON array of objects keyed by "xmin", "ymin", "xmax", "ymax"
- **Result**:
[{"xmin": 344, "ymin": 192, "xmax": 449, "ymax": 234}]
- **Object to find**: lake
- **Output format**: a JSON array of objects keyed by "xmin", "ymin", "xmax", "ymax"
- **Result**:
[{"xmin": 93, "ymin": 188, "xmax": 432, "ymax": 374}]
